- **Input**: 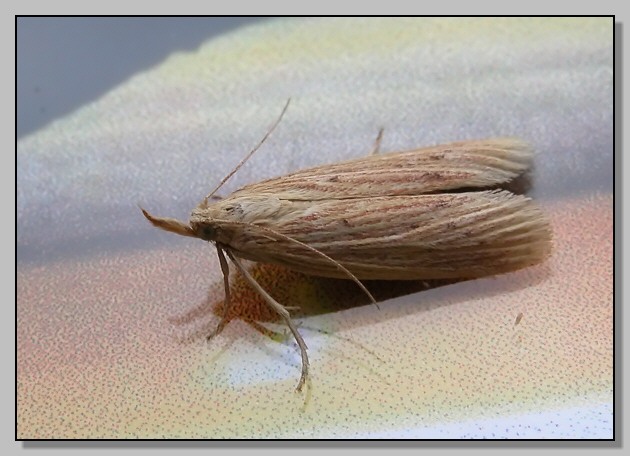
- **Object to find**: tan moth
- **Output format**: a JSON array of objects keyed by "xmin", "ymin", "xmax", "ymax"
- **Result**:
[{"xmin": 141, "ymin": 100, "xmax": 552, "ymax": 391}]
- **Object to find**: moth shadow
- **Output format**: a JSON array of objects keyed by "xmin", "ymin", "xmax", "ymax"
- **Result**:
[
  {"xmin": 169, "ymin": 260, "xmax": 550, "ymax": 343},
  {"xmin": 453, "ymin": 172, "xmax": 532, "ymax": 196}
]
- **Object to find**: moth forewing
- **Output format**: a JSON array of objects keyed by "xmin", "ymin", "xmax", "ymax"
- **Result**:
[
  {"xmin": 232, "ymin": 137, "xmax": 536, "ymax": 200},
  {"xmin": 197, "ymin": 190, "xmax": 550, "ymax": 281},
  {"xmin": 141, "ymin": 136, "xmax": 552, "ymax": 391}
]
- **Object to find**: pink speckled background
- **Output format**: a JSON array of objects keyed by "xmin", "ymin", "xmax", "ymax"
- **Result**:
[{"xmin": 17, "ymin": 18, "xmax": 613, "ymax": 438}]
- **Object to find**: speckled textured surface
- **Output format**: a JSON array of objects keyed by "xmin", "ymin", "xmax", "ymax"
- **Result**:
[{"xmin": 17, "ymin": 18, "xmax": 612, "ymax": 438}]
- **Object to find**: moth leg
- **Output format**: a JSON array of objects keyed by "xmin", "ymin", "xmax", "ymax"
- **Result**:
[
  {"xmin": 370, "ymin": 128, "xmax": 385, "ymax": 155},
  {"xmin": 244, "ymin": 320, "xmax": 286, "ymax": 341},
  {"xmin": 207, "ymin": 245, "xmax": 232, "ymax": 340},
  {"xmin": 226, "ymin": 250, "xmax": 309, "ymax": 392}
]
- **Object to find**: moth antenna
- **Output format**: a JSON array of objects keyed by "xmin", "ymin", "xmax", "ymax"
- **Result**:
[
  {"xmin": 204, "ymin": 98, "xmax": 292, "ymax": 204},
  {"xmin": 219, "ymin": 220, "xmax": 379, "ymax": 309},
  {"xmin": 370, "ymin": 127, "xmax": 385, "ymax": 155},
  {"xmin": 225, "ymin": 248, "xmax": 310, "ymax": 392}
]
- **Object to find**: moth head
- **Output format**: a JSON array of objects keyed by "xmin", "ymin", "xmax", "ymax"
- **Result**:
[
  {"xmin": 140, "ymin": 205, "xmax": 222, "ymax": 243},
  {"xmin": 189, "ymin": 204, "xmax": 223, "ymax": 242}
]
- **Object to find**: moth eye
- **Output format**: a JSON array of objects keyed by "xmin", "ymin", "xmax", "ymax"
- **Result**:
[{"xmin": 198, "ymin": 225, "xmax": 216, "ymax": 241}]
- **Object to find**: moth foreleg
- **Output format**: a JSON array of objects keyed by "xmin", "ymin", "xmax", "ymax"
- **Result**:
[
  {"xmin": 207, "ymin": 244, "xmax": 232, "ymax": 340},
  {"xmin": 226, "ymin": 249, "xmax": 310, "ymax": 392}
]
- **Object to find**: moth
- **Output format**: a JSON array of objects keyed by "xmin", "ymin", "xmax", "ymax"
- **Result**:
[{"xmin": 141, "ymin": 100, "xmax": 552, "ymax": 391}]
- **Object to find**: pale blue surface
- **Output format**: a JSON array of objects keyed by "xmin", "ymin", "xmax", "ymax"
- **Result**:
[{"xmin": 358, "ymin": 403, "xmax": 613, "ymax": 439}]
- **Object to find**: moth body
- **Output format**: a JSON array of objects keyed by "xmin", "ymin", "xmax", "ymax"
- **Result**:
[
  {"xmin": 163, "ymin": 138, "xmax": 551, "ymax": 281},
  {"xmin": 141, "ymin": 134, "xmax": 552, "ymax": 392}
]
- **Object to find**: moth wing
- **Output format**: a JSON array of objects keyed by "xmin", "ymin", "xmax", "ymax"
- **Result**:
[
  {"xmin": 222, "ymin": 190, "xmax": 552, "ymax": 280},
  {"xmin": 231, "ymin": 138, "xmax": 534, "ymax": 200}
]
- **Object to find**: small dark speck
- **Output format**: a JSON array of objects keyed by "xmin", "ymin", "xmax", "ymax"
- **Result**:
[
  {"xmin": 434, "ymin": 200, "xmax": 449, "ymax": 208},
  {"xmin": 328, "ymin": 175, "xmax": 340, "ymax": 182}
]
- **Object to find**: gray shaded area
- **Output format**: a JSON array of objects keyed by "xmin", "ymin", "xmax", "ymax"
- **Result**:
[{"xmin": 17, "ymin": 17, "xmax": 267, "ymax": 138}]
